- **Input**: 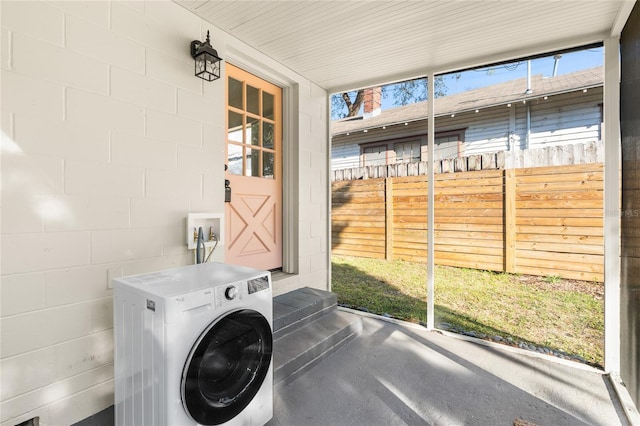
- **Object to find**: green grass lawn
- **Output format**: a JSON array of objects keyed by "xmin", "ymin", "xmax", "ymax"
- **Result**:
[{"xmin": 332, "ymin": 255, "xmax": 604, "ymax": 367}]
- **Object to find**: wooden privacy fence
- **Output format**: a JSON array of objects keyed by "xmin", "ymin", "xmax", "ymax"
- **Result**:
[{"xmin": 331, "ymin": 163, "xmax": 604, "ymax": 282}]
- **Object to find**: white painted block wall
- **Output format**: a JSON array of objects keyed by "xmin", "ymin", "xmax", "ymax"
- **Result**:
[{"xmin": 0, "ymin": 1, "xmax": 328, "ymax": 424}]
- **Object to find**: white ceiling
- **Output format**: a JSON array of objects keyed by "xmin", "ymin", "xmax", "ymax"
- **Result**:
[{"xmin": 176, "ymin": 0, "xmax": 636, "ymax": 93}]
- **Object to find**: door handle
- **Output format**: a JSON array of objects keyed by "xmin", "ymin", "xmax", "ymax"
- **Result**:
[{"xmin": 225, "ymin": 179, "xmax": 231, "ymax": 203}]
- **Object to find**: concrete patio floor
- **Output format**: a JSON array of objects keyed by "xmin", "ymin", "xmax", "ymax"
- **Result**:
[{"xmin": 267, "ymin": 309, "xmax": 630, "ymax": 426}]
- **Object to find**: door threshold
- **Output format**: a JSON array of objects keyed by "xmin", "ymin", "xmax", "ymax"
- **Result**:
[{"xmin": 270, "ymin": 270, "xmax": 295, "ymax": 282}]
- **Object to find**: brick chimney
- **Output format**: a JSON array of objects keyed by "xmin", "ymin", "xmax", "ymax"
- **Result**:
[{"xmin": 363, "ymin": 87, "xmax": 382, "ymax": 119}]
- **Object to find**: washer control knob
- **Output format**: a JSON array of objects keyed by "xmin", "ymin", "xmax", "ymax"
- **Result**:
[{"xmin": 224, "ymin": 285, "xmax": 237, "ymax": 300}]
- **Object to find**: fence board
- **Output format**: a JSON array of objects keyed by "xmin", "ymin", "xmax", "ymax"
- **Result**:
[
  {"xmin": 435, "ymin": 208, "xmax": 503, "ymax": 217},
  {"xmin": 435, "ymin": 223, "xmax": 504, "ymax": 232},
  {"xmin": 434, "ymin": 216, "xmax": 504, "ymax": 225},
  {"xmin": 436, "ymin": 176, "xmax": 504, "ymax": 187},
  {"xmin": 517, "ymin": 191, "xmax": 603, "ymax": 201},
  {"xmin": 517, "ymin": 249, "xmax": 603, "ymax": 266},
  {"xmin": 516, "ymin": 241, "xmax": 604, "ymax": 255},
  {"xmin": 516, "ymin": 217, "xmax": 603, "ymax": 228},
  {"xmin": 332, "ymin": 231, "xmax": 386, "ymax": 240},
  {"xmin": 516, "ymin": 225, "xmax": 603, "ymax": 236},
  {"xmin": 331, "ymin": 208, "xmax": 386, "ymax": 216},
  {"xmin": 333, "ymin": 220, "xmax": 385, "ymax": 228},
  {"xmin": 516, "ymin": 181, "xmax": 603, "ymax": 192},
  {"xmin": 516, "ymin": 172, "xmax": 603, "ymax": 185},
  {"xmin": 518, "ymin": 163, "xmax": 602, "ymax": 175},
  {"xmin": 332, "ymin": 226, "xmax": 385, "ymax": 235},
  {"xmin": 333, "ymin": 237, "xmax": 386, "ymax": 248},
  {"xmin": 434, "ymin": 230, "xmax": 504, "ymax": 240},
  {"xmin": 436, "ymin": 193, "xmax": 504, "ymax": 202},
  {"xmin": 516, "ymin": 233, "xmax": 603, "ymax": 245},
  {"xmin": 516, "ymin": 200, "xmax": 602, "ymax": 209},
  {"xmin": 517, "ymin": 208, "xmax": 603, "ymax": 218},
  {"xmin": 516, "ymin": 256, "xmax": 603, "ymax": 274},
  {"xmin": 434, "ymin": 238, "xmax": 503, "ymax": 251}
]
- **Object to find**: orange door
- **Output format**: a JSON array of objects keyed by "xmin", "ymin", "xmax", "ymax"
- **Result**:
[{"xmin": 225, "ymin": 64, "xmax": 282, "ymax": 270}]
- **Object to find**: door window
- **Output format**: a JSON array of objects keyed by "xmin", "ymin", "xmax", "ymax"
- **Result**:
[{"xmin": 227, "ymin": 78, "xmax": 278, "ymax": 180}]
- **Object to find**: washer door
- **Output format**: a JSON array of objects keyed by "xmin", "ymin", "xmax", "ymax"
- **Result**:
[{"xmin": 182, "ymin": 309, "xmax": 273, "ymax": 425}]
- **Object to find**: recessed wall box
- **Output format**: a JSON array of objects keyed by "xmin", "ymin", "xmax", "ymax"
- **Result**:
[{"xmin": 186, "ymin": 213, "xmax": 224, "ymax": 250}]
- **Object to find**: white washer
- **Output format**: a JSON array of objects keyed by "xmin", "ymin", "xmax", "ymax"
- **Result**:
[{"xmin": 113, "ymin": 262, "xmax": 273, "ymax": 426}]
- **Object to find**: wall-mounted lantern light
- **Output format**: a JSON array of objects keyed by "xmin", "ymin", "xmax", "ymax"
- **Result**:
[{"xmin": 190, "ymin": 31, "xmax": 222, "ymax": 81}]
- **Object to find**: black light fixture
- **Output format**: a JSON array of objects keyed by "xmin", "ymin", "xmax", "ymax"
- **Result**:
[{"xmin": 190, "ymin": 31, "xmax": 222, "ymax": 82}]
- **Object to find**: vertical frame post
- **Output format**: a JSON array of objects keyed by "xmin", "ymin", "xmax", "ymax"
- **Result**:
[
  {"xmin": 603, "ymin": 36, "xmax": 621, "ymax": 373},
  {"xmin": 427, "ymin": 72, "xmax": 435, "ymax": 330},
  {"xmin": 385, "ymin": 178, "xmax": 394, "ymax": 261}
]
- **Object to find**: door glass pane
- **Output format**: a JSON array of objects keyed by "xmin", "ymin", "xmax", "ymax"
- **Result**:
[
  {"xmin": 246, "ymin": 148, "xmax": 260, "ymax": 177},
  {"xmin": 228, "ymin": 144, "xmax": 243, "ymax": 175},
  {"xmin": 247, "ymin": 116, "xmax": 260, "ymax": 146},
  {"xmin": 263, "ymin": 92, "xmax": 274, "ymax": 120},
  {"xmin": 247, "ymin": 85, "xmax": 260, "ymax": 115},
  {"xmin": 263, "ymin": 152, "xmax": 274, "ymax": 179},
  {"xmin": 263, "ymin": 122, "xmax": 274, "ymax": 149},
  {"xmin": 228, "ymin": 111, "xmax": 244, "ymax": 143},
  {"xmin": 229, "ymin": 78, "xmax": 243, "ymax": 109}
]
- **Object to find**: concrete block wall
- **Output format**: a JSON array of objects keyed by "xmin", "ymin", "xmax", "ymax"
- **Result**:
[
  {"xmin": 295, "ymin": 83, "xmax": 329, "ymax": 291},
  {"xmin": 0, "ymin": 1, "xmax": 328, "ymax": 424}
]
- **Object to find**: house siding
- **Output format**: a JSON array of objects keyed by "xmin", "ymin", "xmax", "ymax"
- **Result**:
[
  {"xmin": 456, "ymin": 107, "xmax": 511, "ymax": 155},
  {"xmin": 332, "ymin": 140, "xmax": 361, "ymax": 170},
  {"xmin": 0, "ymin": 1, "xmax": 328, "ymax": 425},
  {"xmin": 528, "ymin": 90, "xmax": 602, "ymax": 147}
]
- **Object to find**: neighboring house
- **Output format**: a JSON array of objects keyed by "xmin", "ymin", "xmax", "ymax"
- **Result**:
[{"xmin": 331, "ymin": 67, "xmax": 603, "ymax": 171}]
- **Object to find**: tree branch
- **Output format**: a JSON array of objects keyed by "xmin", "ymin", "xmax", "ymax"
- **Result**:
[{"xmin": 344, "ymin": 90, "xmax": 365, "ymax": 117}]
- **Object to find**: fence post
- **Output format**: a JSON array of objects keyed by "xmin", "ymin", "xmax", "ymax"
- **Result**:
[
  {"xmin": 385, "ymin": 177, "xmax": 394, "ymax": 261},
  {"xmin": 504, "ymin": 168, "xmax": 516, "ymax": 273}
]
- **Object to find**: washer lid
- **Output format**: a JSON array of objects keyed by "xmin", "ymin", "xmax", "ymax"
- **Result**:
[{"xmin": 182, "ymin": 309, "xmax": 273, "ymax": 425}]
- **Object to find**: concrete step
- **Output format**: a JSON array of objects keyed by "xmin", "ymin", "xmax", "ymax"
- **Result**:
[
  {"xmin": 272, "ymin": 287, "xmax": 363, "ymax": 388},
  {"xmin": 273, "ymin": 309, "xmax": 363, "ymax": 388},
  {"xmin": 273, "ymin": 287, "xmax": 337, "ymax": 340}
]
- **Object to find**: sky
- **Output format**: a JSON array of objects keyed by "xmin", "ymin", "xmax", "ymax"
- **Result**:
[
  {"xmin": 433, "ymin": 46, "xmax": 604, "ymax": 97},
  {"xmin": 332, "ymin": 46, "xmax": 604, "ymax": 119}
]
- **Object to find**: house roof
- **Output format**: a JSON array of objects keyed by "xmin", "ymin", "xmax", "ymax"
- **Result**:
[
  {"xmin": 331, "ymin": 66, "xmax": 603, "ymax": 136},
  {"xmin": 176, "ymin": 1, "xmax": 633, "ymax": 92}
]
